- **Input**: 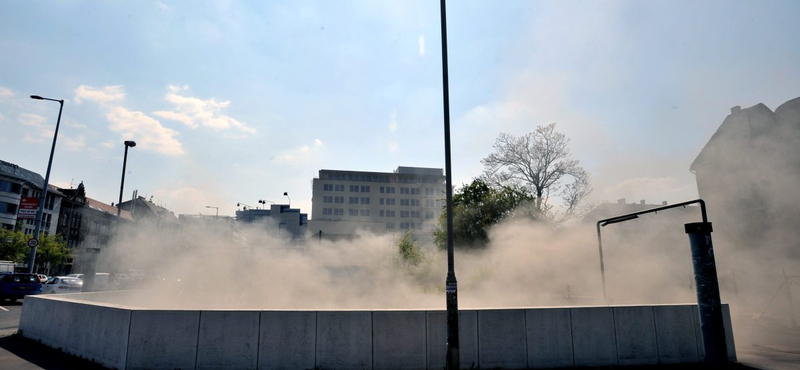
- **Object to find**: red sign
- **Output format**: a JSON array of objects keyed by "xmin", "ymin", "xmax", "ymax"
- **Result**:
[{"xmin": 18, "ymin": 197, "xmax": 38, "ymax": 219}]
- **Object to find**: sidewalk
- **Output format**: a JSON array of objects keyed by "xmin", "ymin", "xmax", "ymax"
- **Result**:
[{"xmin": 0, "ymin": 333, "xmax": 109, "ymax": 370}]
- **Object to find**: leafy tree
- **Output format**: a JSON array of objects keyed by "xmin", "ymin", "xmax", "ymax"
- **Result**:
[
  {"xmin": 34, "ymin": 234, "xmax": 70, "ymax": 273},
  {"xmin": 481, "ymin": 123, "xmax": 591, "ymax": 222},
  {"xmin": 0, "ymin": 228, "xmax": 28, "ymax": 263},
  {"xmin": 433, "ymin": 179, "xmax": 535, "ymax": 250},
  {"xmin": 396, "ymin": 229, "xmax": 423, "ymax": 266}
]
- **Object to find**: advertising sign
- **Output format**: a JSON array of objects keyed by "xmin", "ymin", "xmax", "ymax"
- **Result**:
[{"xmin": 18, "ymin": 197, "xmax": 38, "ymax": 219}]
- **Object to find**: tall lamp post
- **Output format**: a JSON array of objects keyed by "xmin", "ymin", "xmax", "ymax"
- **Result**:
[
  {"xmin": 283, "ymin": 192, "xmax": 290, "ymax": 204},
  {"xmin": 205, "ymin": 206, "xmax": 219, "ymax": 218},
  {"xmin": 117, "ymin": 141, "xmax": 136, "ymax": 218},
  {"xmin": 439, "ymin": 1, "xmax": 460, "ymax": 369},
  {"xmin": 27, "ymin": 95, "xmax": 64, "ymax": 273}
]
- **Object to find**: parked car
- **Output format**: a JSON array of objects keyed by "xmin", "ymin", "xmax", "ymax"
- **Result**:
[
  {"xmin": 0, "ymin": 272, "xmax": 43, "ymax": 302},
  {"xmin": 37, "ymin": 274, "xmax": 49, "ymax": 283},
  {"xmin": 66, "ymin": 273, "xmax": 84, "ymax": 280},
  {"xmin": 42, "ymin": 277, "xmax": 83, "ymax": 294}
]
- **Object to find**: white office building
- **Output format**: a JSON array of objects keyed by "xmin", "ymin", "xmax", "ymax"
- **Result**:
[{"xmin": 309, "ymin": 166, "xmax": 445, "ymax": 240}]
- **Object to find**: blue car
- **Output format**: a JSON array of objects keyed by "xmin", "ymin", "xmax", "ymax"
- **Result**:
[{"xmin": 0, "ymin": 273, "xmax": 43, "ymax": 302}]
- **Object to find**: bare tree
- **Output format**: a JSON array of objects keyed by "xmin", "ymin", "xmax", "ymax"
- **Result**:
[{"xmin": 481, "ymin": 123, "xmax": 591, "ymax": 222}]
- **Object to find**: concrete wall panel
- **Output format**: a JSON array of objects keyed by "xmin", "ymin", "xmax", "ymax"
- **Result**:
[
  {"xmin": 197, "ymin": 311, "xmax": 259, "ymax": 370},
  {"xmin": 373, "ymin": 311, "xmax": 426, "ymax": 370},
  {"xmin": 614, "ymin": 306, "xmax": 658, "ymax": 366},
  {"xmin": 654, "ymin": 305, "xmax": 699, "ymax": 364},
  {"xmin": 259, "ymin": 311, "xmax": 316, "ymax": 370},
  {"xmin": 316, "ymin": 311, "xmax": 372, "ymax": 370},
  {"xmin": 426, "ymin": 310, "xmax": 478, "ymax": 370},
  {"xmin": 526, "ymin": 308, "xmax": 573, "ymax": 369},
  {"xmin": 126, "ymin": 310, "xmax": 200, "ymax": 370},
  {"xmin": 67, "ymin": 304, "xmax": 130, "ymax": 370},
  {"xmin": 571, "ymin": 307, "xmax": 618, "ymax": 367},
  {"xmin": 478, "ymin": 309, "xmax": 527, "ymax": 369},
  {"xmin": 18, "ymin": 296, "xmax": 49, "ymax": 341}
]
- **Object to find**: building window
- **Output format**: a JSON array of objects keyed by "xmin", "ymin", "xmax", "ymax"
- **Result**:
[
  {"xmin": 400, "ymin": 199, "xmax": 409, "ymax": 206},
  {"xmin": 380, "ymin": 198, "xmax": 385, "ymax": 205},
  {"xmin": 400, "ymin": 210, "xmax": 409, "ymax": 218},
  {"xmin": 335, "ymin": 196, "xmax": 344, "ymax": 204},
  {"xmin": 425, "ymin": 188, "xmax": 434, "ymax": 196},
  {"xmin": 361, "ymin": 185, "xmax": 370, "ymax": 193},
  {"xmin": 0, "ymin": 181, "xmax": 22, "ymax": 194},
  {"xmin": 412, "ymin": 199, "xmax": 420, "ymax": 206},
  {"xmin": 426, "ymin": 211, "xmax": 435, "ymax": 219},
  {"xmin": 386, "ymin": 198, "xmax": 395, "ymax": 206},
  {"xmin": 360, "ymin": 209, "xmax": 369, "ymax": 217},
  {"xmin": 425, "ymin": 199, "xmax": 435, "ymax": 207},
  {"xmin": 386, "ymin": 222, "xmax": 395, "ymax": 230},
  {"xmin": 380, "ymin": 210, "xmax": 385, "ymax": 217},
  {"xmin": 360, "ymin": 197, "xmax": 370, "ymax": 204},
  {"xmin": 349, "ymin": 209, "xmax": 358, "ymax": 216},
  {"xmin": 411, "ymin": 211, "xmax": 420, "ymax": 218},
  {"xmin": 0, "ymin": 202, "xmax": 17, "ymax": 215},
  {"xmin": 335, "ymin": 184, "xmax": 345, "ymax": 191},
  {"xmin": 323, "ymin": 196, "xmax": 333, "ymax": 203},
  {"xmin": 386, "ymin": 187, "xmax": 395, "ymax": 194},
  {"xmin": 334, "ymin": 208, "xmax": 344, "ymax": 216},
  {"xmin": 386, "ymin": 210, "xmax": 395, "ymax": 217},
  {"xmin": 350, "ymin": 185, "xmax": 359, "ymax": 192},
  {"xmin": 349, "ymin": 197, "xmax": 359, "ymax": 204},
  {"xmin": 400, "ymin": 187, "xmax": 409, "ymax": 194},
  {"xmin": 323, "ymin": 184, "xmax": 333, "ymax": 191}
]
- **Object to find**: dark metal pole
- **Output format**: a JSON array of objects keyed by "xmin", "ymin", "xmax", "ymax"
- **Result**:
[
  {"xmin": 117, "ymin": 145, "xmax": 130, "ymax": 218},
  {"xmin": 685, "ymin": 222, "xmax": 728, "ymax": 367},
  {"xmin": 440, "ymin": 0, "xmax": 459, "ymax": 369},
  {"xmin": 596, "ymin": 223, "xmax": 607, "ymax": 300},
  {"xmin": 28, "ymin": 98, "xmax": 64, "ymax": 273}
]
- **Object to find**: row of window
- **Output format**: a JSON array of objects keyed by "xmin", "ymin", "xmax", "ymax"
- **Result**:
[
  {"xmin": 323, "ymin": 173, "xmax": 442, "ymax": 184},
  {"xmin": 0, "ymin": 180, "xmax": 22, "ymax": 194},
  {"xmin": 322, "ymin": 184, "xmax": 443, "ymax": 196},
  {"xmin": 322, "ymin": 184, "xmax": 346, "ymax": 191},
  {"xmin": 323, "ymin": 196, "xmax": 439, "ymax": 208},
  {"xmin": 385, "ymin": 222, "xmax": 420, "ymax": 230},
  {"xmin": 320, "ymin": 208, "xmax": 436, "ymax": 219}
]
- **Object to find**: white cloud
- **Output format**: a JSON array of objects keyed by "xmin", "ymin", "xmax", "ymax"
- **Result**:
[
  {"xmin": 74, "ymin": 85, "xmax": 126, "ymax": 105},
  {"xmin": 274, "ymin": 139, "xmax": 325, "ymax": 163},
  {"xmin": 153, "ymin": 86, "xmax": 255, "ymax": 134},
  {"xmin": 0, "ymin": 86, "xmax": 14, "ymax": 100},
  {"xmin": 18, "ymin": 113, "xmax": 51, "ymax": 142},
  {"xmin": 106, "ymin": 107, "xmax": 184, "ymax": 156},
  {"xmin": 314, "ymin": 139, "xmax": 323, "ymax": 147},
  {"xmin": 101, "ymin": 140, "xmax": 115, "ymax": 149},
  {"xmin": 63, "ymin": 135, "xmax": 86, "ymax": 151},
  {"xmin": 418, "ymin": 35, "xmax": 426, "ymax": 57},
  {"xmin": 156, "ymin": 1, "xmax": 170, "ymax": 11},
  {"xmin": 388, "ymin": 142, "xmax": 398, "ymax": 152},
  {"xmin": 388, "ymin": 110, "xmax": 398, "ymax": 132}
]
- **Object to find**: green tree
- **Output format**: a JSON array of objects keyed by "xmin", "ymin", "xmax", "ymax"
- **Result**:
[
  {"xmin": 396, "ymin": 229, "xmax": 423, "ymax": 266},
  {"xmin": 433, "ymin": 179, "xmax": 535, "ymax": 250},
  {"xmin": 481, "ymin": 123, "xmax": 591, "ymax": 222},
  {"xmin": 0, "ymin": 228, "xmax": 28, "ymax": 263},
  {"xmin": 33, "ymin": 234, "xmax": 70, "ymax": 273}
]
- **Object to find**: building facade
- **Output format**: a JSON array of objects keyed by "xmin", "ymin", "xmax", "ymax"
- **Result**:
[
  {"xmin": 309, "ymin": 166, "xmax": 445, "ymax": 240},
  {"xmin": 235, "ymin": 204, "xmax": 308, "ymax": 240},
  {"xmin": 0, "ymin": 159, "xmax": 61, "ymax": 236}
]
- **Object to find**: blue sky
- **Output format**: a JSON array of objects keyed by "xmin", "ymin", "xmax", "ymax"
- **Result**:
[{"xmin": 1, "ymin": 0, "xmax": 799, "ymax": 217}]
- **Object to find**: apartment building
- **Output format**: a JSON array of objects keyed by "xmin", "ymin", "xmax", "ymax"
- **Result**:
[{"xmin": 309, "ymin": 166, "xmax": 445, "ymax": 240}]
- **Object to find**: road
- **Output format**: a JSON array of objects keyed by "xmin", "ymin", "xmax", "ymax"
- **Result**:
[{"xmin": 0, "ymin": 297, "xmax": 798, "ymax": 369}]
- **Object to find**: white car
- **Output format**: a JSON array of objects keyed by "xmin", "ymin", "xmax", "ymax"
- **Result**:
[
  {"xmin": 42, "ymin": 277, "xmax": 83, "ymax": 294},
  {"xmin": 65, "ymin": 273, "xmax": 84, "ymax": 280}
]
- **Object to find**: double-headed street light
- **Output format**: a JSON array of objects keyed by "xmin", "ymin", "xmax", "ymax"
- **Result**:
[
  {"xmin": 27, "ymin": 95, "xmax": 64, "ymax": 273},
  {"xmin": 117, "ymin": 141, "xmax": 136, "ymax": 218}
]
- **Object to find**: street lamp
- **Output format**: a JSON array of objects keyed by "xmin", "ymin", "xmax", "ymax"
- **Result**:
[
  {"xmin": 27, "ymin": 95, "xmax": 64, "ymax": 273},
  {"xmin": 117, "ymin": 141, "xmax": 136, "ymax": 218},
  {"xmin": 205, "ymin": 206, "xmax": 219, "ymax": 217},
  {"xmin": 283, "ymin": 192, "xmax": 290, "ymax": 204},
  {"xmin": 439, "ymin": 1, "xmax": 460, "ymax": 369},
  {"xmin": 258, "ymin": 199, "xmax": 274, "ymax": 209}
]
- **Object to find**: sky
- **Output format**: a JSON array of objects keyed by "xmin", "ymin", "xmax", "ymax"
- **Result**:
[{"xmin": 1, "ymin": 0, "xmax": 799, "ymax": 218}]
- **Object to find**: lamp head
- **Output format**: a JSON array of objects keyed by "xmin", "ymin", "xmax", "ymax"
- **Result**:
[
  {"xmin": 30, "ymin": 95, "xmax": 44, "ymax": 100},
  {"xmin": 124, "ymin": 140, "xmax": 137, "ymax": 148},
  {"xmin": 283, "ymin": 192, "xmax": 288, "ymax": 196}
]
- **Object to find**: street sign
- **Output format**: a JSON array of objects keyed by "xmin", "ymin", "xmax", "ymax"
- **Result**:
[
  {"xmin": 27, "ymin": 238, "xmax": 38, "ymax": 248},
  {"xmin": 18, "ymin": 197, "xmax": 38, "ymax": 219}
]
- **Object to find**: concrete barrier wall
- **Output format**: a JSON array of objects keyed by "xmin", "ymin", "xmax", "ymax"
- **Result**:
[{"xmin": 19, "ymin": 295, "xmax": 738, "ymax": 370}]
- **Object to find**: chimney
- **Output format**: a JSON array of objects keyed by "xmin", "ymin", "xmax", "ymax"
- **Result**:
[
  {"xmin": 662, "ymin": 201, "xmax": 668, "ymax": 205},
  {"xmin": 640, "ymin": 200, "xmax": 645, "ymax": 205},
  {"xmin": 617, "ymin": 198, "xmax": 626, "ymax": 204},
  {"xmin": 731, "ymin": 106, "xmax": 741, "ymax": 114}
]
